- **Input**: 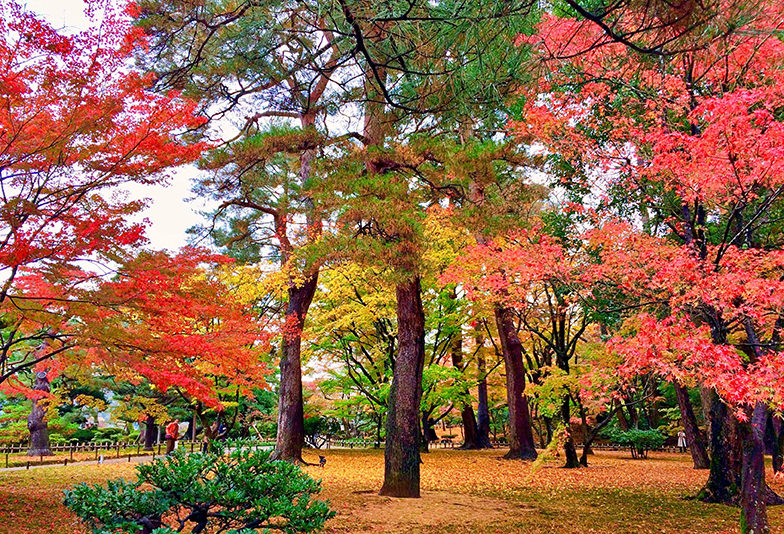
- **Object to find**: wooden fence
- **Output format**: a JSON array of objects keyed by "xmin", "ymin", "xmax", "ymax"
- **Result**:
[
  {"xmin": 0, "ymin": 437, "xmax": 686, "ymax": 469},
  {"xmin": 1, "ymin": 439, "xmax": 209, "ymax": 468}
]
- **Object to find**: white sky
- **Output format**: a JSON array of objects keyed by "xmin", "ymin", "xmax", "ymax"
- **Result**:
[{"xmin": 25, "ymin": 0, "xmax": 210, "ymax": 252}]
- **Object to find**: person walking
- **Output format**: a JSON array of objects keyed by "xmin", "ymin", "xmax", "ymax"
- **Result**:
[
  {"xmin": 677, "ymin": 430, "xmax": 687, "ymax": 453},
  {"xmin": 165, "ymin": 419, "xmax": 180, "ymax": 454}
]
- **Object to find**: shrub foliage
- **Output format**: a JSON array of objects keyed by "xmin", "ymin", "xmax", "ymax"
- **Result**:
[{"xmin": 63, "ymin": 447, "xmax": 334, "ymax": 534}]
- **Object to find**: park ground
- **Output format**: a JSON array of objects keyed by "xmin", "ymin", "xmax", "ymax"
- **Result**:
[{"xmin": 0, "ymin": 448, "xmax": 782, "ymax": 534}]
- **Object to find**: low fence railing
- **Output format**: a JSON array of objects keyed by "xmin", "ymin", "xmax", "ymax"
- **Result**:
[
  {"xmin": 0, "ymin": 436, "xmax": 686, "ymax": 469},
  {"xmin": 0, "ymin": 439, "xmax": 232, "ymax": 468}
]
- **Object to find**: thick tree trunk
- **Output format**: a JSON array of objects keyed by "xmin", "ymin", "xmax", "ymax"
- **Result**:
[
  {"xmin": 460, "ymin": 405, "xmax": 480, "ymax": 450},
  {"xmin": 740, "ymin": 403, "xmax": 770, "ymax": 534},
  {"xmin": 700, "ymin": 391, "xmax": 742, "ymax": 504},
  {"xmin": 27, "ymin": 372, "xmax": 52, "ymax": 456},
  {"xmin": 273, "ymin": 274, "xmax": 318, "ymax": 463},
  {"xmin": 674, "ymin": 383, "xmax": 710, "ymax": 469},
  {"xmin": 476, "ymin": 355, "xmax": 493, "ymax": 448},
  {"xmin": 494, "ymin": 305, "xmax": 537, "ymax": 460},
  {"xmin": 143, "ymin": 415, "xmax": 156, "ymax": 451},
  {"xmin": 380, "ymin": 277, "xmax": 426, "ymax": 498}
]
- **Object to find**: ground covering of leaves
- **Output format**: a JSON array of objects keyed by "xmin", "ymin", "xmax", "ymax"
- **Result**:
[
  {"xmin": 0, "ymin": 448, "xmax": 781, "ymax": 533},
  {"xmin": 2, "ymin": 446, "xmax": 165, "ymax": 468}
]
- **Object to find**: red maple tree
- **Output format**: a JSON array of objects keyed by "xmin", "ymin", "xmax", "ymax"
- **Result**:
[
  {"xmin": 514, "ymin": 2, "xmax": 784, "ymax": 530},
  {"xmin": 0, "ymin": 0, "xmax": 205, "ymax": 385}
]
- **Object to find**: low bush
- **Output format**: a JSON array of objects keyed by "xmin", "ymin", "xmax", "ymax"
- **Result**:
[
  {"xmin": 64, "ymin": 447, "xmax": 334, "ymax": 534},
  {"xmin": 602, "ymin": 428, "xmax": 665, "ymax": 459}
]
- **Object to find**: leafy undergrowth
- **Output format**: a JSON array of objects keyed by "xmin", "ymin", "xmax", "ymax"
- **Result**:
[{"xmin": 0, "ymin": 449, "xmax": 782, "ymax": 534}]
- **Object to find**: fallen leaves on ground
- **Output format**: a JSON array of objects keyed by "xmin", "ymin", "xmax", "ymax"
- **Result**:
[{"xmin": 1, "ymin": 449, "xmax": 782, "ymax": 534}]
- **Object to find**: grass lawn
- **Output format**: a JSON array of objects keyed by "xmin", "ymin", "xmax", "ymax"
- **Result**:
[{"xmin": 0, "ymin": 448, "xmax": 782, "ymax": 533}]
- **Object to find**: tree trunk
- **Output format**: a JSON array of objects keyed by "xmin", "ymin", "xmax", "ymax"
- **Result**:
[
  {"xmin": 476, "ymin": 354, "xmax": 493, "ymax": 448},
  {"xmin": 27, "ymin": 372, "xmax": 52, "ymax": 456},
  {"xmin": 421, "ymin": 413, "xmax": 437, "ymax": 452},
  {"xmin": 494, "ymin": 305, "xmax": 537, "ymax": 460},
  {"xmin": 616, "ymin": 401, "xmax": 630, "ymax": 431},
  {"xmin": 192, "ymin": 409, "xmax": 197, "ymax": 441},
  {"xmin": 740, "ymin": 403, "xmax": 770, "ymax": 534},
  {"xmin": 544, "ymin": 416, "xmax": 554, "ymax": 446},
  {"xmin": 375, "ymin": 415, "xmax": 383, "ymax": 449},
  {"xmin": 674, "ymin": 383, "xmax": 710, "ymax": 469},
  {"xmin": 700, "ymin": 391, "xmax": 741, "ymax": 504},
  {"xmin": 561, "ymin": 397, "xmax": 580, "ymax": 468},
  {"xmin": 771, "ymin": 415, "xmax": 784, "ymax": 473},
  {"xmin": 272, "ymin": 274, "xmax": 318, "ymax": 463},
  {"xmin": 700, "ymin": 386, "xmax": 715, "ymax": 443},
  {"xmin": 450, "ymin": 330, "xmax": 481, "ymax": 449},
  {"xmin": 143, "ymin": 415, "xmax": 156, "ymax": 451},
  {"xmin": 580, "ymin": 408, "xmax": 618, "ymax": 467},
  {"xmin": 627, "ymin": 402, "xmax": 639, "ymax": 428},
  {"xmin": 380, "ymin": 277, "xmax": 426, "ymax": 498},
  {"xmin": 460, "ymin": 405, "xmax": 480, "ymax": 450}
]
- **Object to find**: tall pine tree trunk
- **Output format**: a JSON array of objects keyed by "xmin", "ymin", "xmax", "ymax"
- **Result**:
[
  {"xmin": 27, "ymin": 372, "xmax": 51, "ymax": 456},
  {"xmin": 273, "ymin": 274, "xmax": 318, "ymax": 463},
  {"xmin": 494, "ymin": 305, "xmax": 537, "ymax": 460},
  {"xmin": 380, "ymin": 276, "xmax": 426, "ymax": 498},
  {"xmin": 674, "ymin": 383, "xmax": 710, "ymax": 469}
]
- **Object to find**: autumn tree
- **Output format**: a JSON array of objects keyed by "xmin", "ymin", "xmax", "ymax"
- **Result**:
[
  {"xmin": 0, "ymin": 0, "xmax": 203, "ymax": 390},
  {"xmin": 446, "ymin": 222, "xmax": 621, "ymax": 466},
  {"xmin": 305, "ymin": 212, "xmax": 473, "ymax": 452},
  {"xmin": 517, "ymin": 2, "xmax": 784, "ymax": 530},
  {"xmin": 78, "ymin": 249, "xmax": 271, "ymax": 404},
  {"xmin": 133, "ymin": 0, "xmax": 354, "ymax": 463}
]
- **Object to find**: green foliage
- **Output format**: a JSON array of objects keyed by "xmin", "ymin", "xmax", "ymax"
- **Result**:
[
  {"xmin": 602, "ymin": 427, "xmax": 665, "ymax": 459},
  {"xmin": 0, "ymin": 398, "xmax": 30, "ymax": 443},
  {"xmin": 69, "ymin": 428, "xmax": 97, "ymax": 443},
  {"xmin": 64, "ymin": 447, "xmax": 335, "ymax": 534},
  {"xmin": 303, "ymin": 414, "xmax": 339, "ymax": 446},
  {"xmin": 94, "ymin": 427, "xmax": 124, "ymax": 441},
  {"xmin": 64, "ymin": 478, "xmax": 173, "ymax": 534},
  {"xmin": 421, "ymin": 365, "xmax": 472, "ymax": 414}
]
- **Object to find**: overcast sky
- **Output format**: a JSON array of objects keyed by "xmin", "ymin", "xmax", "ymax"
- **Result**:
[{"xmin": 25, "ymin": 0, "xmax": 210, "ymax": 252}]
